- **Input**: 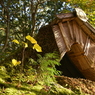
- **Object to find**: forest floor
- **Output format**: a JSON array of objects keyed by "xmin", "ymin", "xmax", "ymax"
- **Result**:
[
  {"xmin": 1, "ymin": 74, "xmax": 95, "ymax": 95},
  {"xmin": 56, "ymin": 75, "xmax": 95, "ymax": 95}
]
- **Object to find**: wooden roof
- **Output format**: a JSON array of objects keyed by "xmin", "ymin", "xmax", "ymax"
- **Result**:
[
  {"xmin": 37, "ymin": 8, "xmax": 95, "ymax": 81},
  {"xmin": 51, "ymin": 8, "xmax": 95, "ymax": 41},
  {"xmin": 50, "ymin": 8, "xmax": 95, "ymax": 81}
]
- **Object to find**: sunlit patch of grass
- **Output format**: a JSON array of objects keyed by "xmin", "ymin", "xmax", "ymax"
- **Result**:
[{"xmin": 0, "ymin": 79, "xmax": 89, "ymax": 95}]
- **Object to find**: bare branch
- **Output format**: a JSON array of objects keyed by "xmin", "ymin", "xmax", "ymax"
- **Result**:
[
  {"xmin": 30, "ymin": 0, "xmax": 40, "ymax": 36},
  {"xmin": 2, "ymin": 0, "xmax": 10, "ymax": 52}
]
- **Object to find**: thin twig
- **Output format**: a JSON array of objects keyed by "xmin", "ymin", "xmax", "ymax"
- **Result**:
[{"xmin": 21, "ymin": 47, "xmax": 25, "ymax": 72}]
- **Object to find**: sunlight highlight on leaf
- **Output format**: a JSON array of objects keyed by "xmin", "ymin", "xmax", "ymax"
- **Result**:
[
  {"xmin": 26, "ymin": 35, "xmax": 37, "ymax": 44},
  {"xmin": 24, "ymin": 42, "xmax": 28, "ymax": 48},
  {"xmin": 33, "ymin": 44, "xmax": 42, "ymax": 52},
  {"xmin": 12, "ymin": 39, "xmax": 19, "ymax": 44},
  {"xmin": 22, "ymin": 42, "xmax": 28, "ymax": 48},
  {"xmin": 12, "ymin": 59, "xmax": 21, "ymax": 66}
]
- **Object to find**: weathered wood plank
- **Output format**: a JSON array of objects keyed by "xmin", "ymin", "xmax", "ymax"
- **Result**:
[
  {"xmin": 67, "ymin": 43, "xmax": 91, "ymax": 71},
  {"xmin": 58, "ymin": 22, "xmax": 70, "ymax": 50},
  {"xmin": 83, "ymin": 68, "xmax": 95, "ymax": 81},
  {"xmin": 52, "ymin": 25, "xmax": 67, "ymax": 58},
  {"xmin": 67, "ymin": 21, "xmax": 74, "ymax": 39},
  {"xmin": 56, "ymin": 12, "xmax": 75, "ymax": 19},
  {"xmin": 62, "ymin": 18, "xmax": 75, "ymax": 23},
  {"xmin": 75, "ymin": 17, "xmax": 95, "ymax": 41}
]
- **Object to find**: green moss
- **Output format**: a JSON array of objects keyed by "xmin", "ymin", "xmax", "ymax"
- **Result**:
[
  {"xmin": 32, "ymin": 85, "xmax": 43, "ymax": 92},
  {"xmin": 0, "ymin": 82, "xmax": 89, "ymax": 95}
]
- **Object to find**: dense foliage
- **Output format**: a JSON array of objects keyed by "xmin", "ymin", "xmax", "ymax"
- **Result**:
[{"xmin": 0, "ymin": 0, "xmax": 95, "ymax": 94}]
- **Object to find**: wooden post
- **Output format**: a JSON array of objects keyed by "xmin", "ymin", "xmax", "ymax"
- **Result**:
[
  {"xmin": 67, "ymin": 21, "xmax": 74, "ymax": 39},
  {"xmin": 58, "ymin": 22, "xmax": 70, "ymax": 51}
]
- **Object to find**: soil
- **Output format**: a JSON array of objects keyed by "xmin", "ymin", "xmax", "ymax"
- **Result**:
[{"xmin": 56, "ymin": 76, "xmax": 95, "ymax": 95}]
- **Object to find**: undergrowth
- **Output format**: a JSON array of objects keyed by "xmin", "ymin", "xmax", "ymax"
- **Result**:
[{"xmin": 0, "ymin": 52, "xmax": 89, "ymax": 95}]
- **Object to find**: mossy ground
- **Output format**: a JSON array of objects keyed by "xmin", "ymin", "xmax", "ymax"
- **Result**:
[{"xmin": 0, "ymin": 77, "xmax": 89, "ymax": 95}]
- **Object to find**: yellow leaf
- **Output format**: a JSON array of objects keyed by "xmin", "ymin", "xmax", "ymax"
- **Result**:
[
  {"xmin": 33, "ymin": 44, "xmax": 42, "ymax": 52},
  {"xmin": 26, "ymin": 35, "xmax": 37, "ymax": 44},
  {"xmin": 12, "ymin": 39, "xmax": 19, "ymax": 44},
  {"xmin": 22, "ymin": 42, "xmax": 28, "ymax": 48},
  {"xmin": 24, "ymin": 42, "xmax": 28, "ymax": 48},
  {"xmin": 12, "ymin": 59, "xmax": 21, "ymax": 66}
]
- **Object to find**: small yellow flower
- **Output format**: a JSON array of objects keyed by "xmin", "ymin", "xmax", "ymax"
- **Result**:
[
  {"xmin": 12, "ymin": 59, "xmax": 21, "ymax": 66},
  {"xmin": 26, "ymin": 35, "xmax": 37, "ymax": 44},
  {"xmin": 12, "ymin": 39, "xmax": 19, "ymax": 44},
  {"xmin": 33, "ymin": 44, "xmax": 42, "ymax": 52}
]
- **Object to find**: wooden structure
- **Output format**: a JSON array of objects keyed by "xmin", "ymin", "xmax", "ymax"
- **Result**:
[{"xmin": 37, "ymin": 8, "xmax": 95, "ymax": 81}]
